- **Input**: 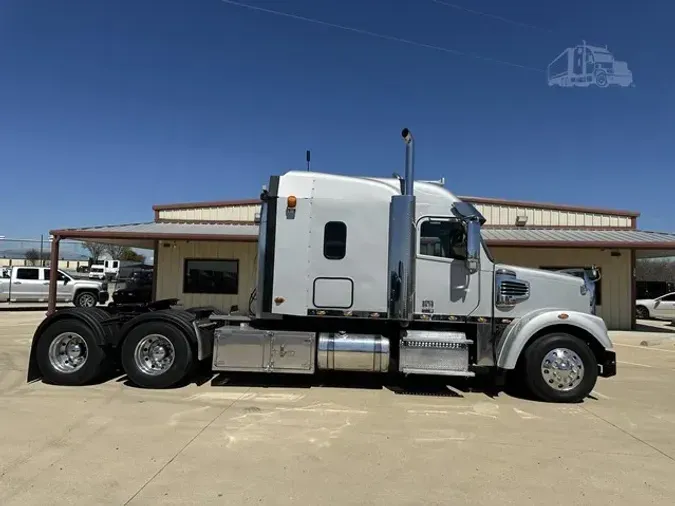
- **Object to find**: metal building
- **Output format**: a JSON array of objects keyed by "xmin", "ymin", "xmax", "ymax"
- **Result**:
[{"xmin": 49, "ymin": 195, "xmax": 675, "ymax": 330}]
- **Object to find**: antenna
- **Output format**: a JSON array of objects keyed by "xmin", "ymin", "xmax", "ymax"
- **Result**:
[{"xmin": 306, "ymin": 150, "xmax": 311, "ymax": 171}]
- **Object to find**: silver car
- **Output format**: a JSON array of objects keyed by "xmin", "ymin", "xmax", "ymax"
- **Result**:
[{"xmin": 0, "ymin": 266, "xmax": 108, "ymax": 307}]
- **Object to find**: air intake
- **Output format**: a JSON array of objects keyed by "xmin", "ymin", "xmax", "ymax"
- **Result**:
[{"xmin": 495, "ymin": 269, "xmax": 530, "ymax": 308}]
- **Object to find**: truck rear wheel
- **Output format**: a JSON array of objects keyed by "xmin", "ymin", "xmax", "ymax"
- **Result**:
[
  {"xmin": 36, "ymin": 319, "xmax": 108, "ymax": 386},
  {"xmin": 523, "ymin": 333, "xmax": 598, "ymax": 403},
  {"xmin": 121, "ymin": 322, "xmax": 194, "ymax": 389}
]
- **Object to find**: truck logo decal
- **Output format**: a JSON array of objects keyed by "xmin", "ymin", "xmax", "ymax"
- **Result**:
[
  {"xmin": 421, "ymin": 299, "xmax": 435, "ymax": 313},
  {"xmin": 548, "ymin": 41, "xmax": 634, "ymax": 89}
]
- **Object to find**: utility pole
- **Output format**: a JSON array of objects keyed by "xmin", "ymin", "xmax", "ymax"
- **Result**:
[{"xmin": 40, "ymin": 234, "xmax": 44, "ymax": 266}]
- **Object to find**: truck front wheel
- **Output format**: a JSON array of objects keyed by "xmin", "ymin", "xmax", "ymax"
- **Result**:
[
  {"xmin": 121, "ymin": 322, "xmax": 194, "ymax": 389},
  {"xmin": 36, "ymin": 319, "xmax": 108, "ymax": 386},
  {"xmin": 522, "ymin": 333, "xmax": 598, "ymax": 403}
]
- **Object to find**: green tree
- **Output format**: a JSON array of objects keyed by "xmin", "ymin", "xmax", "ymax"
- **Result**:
[{"xmin": 119, "ymin": 247, "xmax": 146, "ymax": 263}]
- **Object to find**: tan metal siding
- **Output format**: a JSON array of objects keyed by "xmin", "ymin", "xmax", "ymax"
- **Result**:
[
  {"xmin": 473, "ymin": 204, "xmax": 631, "ymax": 228},
  {"xmin": 155, "ymin": 240, "xmax": 258, "ymax": 310},
  {"xmin": 489, "ymin": 247, "xmax": 632, "ymax": 330},
  {"xmin": 160, "ymin": 202, "xmax": 632, "ymax": 228},
  {"xmin": 158, "ymin": 204, "xmax": 260, "ymax": 222}
]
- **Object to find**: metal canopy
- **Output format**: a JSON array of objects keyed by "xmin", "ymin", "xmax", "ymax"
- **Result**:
[
  {"xmin": 49, "ymin": 221, "xmax": 259, "ymax": 249},
  {"xmin": 49, "ymin": 221, "xmax": 675, "ymax": 251},
  {"xmin": 481, "ymin": 228, "xmax": 675, "ymax": 249}
]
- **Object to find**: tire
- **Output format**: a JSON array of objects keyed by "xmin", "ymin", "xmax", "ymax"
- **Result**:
[
  {"xmin": 75, "ymin": 291, "xmax": 97, "ymax": 308},
  {"xmin": 121, "ymin": 321, "xmax": 194, "ymax": 388},
  {"xmin": 36, "ymin": 319, "xmax": 107, "ymax": 386},
  {"xmin": 522, "ymin": 333, "xmax": 598, "ymax": 403},
  {"xmin": 636, "ymin": 306, "xmax": 649, "ymax": 320},
  {"xmin": 595, "ymin": 70, "xmax": 609, "ymax": 88}
]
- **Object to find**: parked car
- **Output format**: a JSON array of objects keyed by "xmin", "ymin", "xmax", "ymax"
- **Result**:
[
  {"xmin": 88, "ymin": 265, "xmax": 106, "ymax": 280},
  {"xmin": 0, "ymin": 266, "xmax": 108, "ymax": 307},
  {"xmin": 636, "ymin": 292, "xmax": 675, "ymax": 321},
  {"xmin": 103, "ymin": 259, "xmax": 120, "ymax": 279},
  {"xmin": 111, "ymin": 270, "xmax": 153, "ymax": 304}
]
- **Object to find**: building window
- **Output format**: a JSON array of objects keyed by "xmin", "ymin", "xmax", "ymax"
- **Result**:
[
  {"xmin": 419, "ymin": 219, "xmax": 467, "ymax": 260},
  {"xmin": 324, "ymin": 221, "xmax": 347, "ymax": 260},
  {"xmin": 183, "ymin": 259, "xmax": 239, "ymax": 295},
  {"xmin": 16, "ymin": 268, "xmax": 39, "ymax": 280},
  {"xmin": 540, "ymin": 266, "xmax": 602, "ymax": 305}
]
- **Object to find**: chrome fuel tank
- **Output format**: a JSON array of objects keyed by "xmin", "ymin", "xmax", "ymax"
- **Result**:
[{"xmin": 317, "ymin": 332, "xmax": 390, "ymax": 373}]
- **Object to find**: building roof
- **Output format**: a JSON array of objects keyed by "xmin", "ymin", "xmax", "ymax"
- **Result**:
[
  {"xmin": 51, "ymin": 222, "xmax": 675, "ymax": 250},
  {"xmin": 152, "ymin": 195, "xmax": 640, "ymax": 218},
  {"xmin": 482, "ymin": 228, "xmax": 675, "ymax": 248}
]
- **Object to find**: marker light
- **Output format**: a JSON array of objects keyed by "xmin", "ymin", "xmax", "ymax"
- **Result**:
[{"xmin": 287, "ymin": 196, "xmax": 297, "ymax": 208}]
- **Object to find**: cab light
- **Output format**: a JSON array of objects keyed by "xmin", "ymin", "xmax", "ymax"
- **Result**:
[{"xmin": 287, "ymin": 195, "xmax": 297, "ymax": 208}]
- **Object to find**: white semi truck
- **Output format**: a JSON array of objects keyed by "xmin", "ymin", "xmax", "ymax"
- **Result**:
[{"xmin": 27, "ymin": 129, "xmax": 616, "ymax": 402}]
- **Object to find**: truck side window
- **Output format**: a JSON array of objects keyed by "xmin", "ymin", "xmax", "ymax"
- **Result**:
[
  {"xmin": 323, "ymin": 221, "xmax": 347, "ymax": 260},
  {"xmin": 16, "ymin": 268, "xmax": 39, "ymax": 280},
  {"xmin": 419, "ymin": 220, "xmax": 467, "ymax": 260},
  {"xmin": 44, "ymin": 270, "xmax": 67, "ymax": 281}
]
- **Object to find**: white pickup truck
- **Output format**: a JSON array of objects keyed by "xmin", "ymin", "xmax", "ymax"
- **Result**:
[{"xmin": 0, "ymin": 266, "xmax": 109, "ymax": 307}]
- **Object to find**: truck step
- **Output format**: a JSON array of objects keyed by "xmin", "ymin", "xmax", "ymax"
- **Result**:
[
  {"xmin": 401, "ymin": 368, "xmax": 475, "ymax": 378},
  {"xmin": 400, "ymin": 330, "xmax": 472, "ymax": 376}
]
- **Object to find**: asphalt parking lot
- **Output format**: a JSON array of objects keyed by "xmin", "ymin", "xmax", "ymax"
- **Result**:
[{"xmin": 1, "ymin": 312, "xmax": 675, "ymax": 505}]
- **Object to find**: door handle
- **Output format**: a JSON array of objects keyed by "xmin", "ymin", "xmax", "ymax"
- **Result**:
[
  {"xmin": 43, "ymin": 282, "xmax": 49, "ymax": 285},
  {"xmin": 14, "ymin": 281, "xmax": 21, "ymax": 285}
]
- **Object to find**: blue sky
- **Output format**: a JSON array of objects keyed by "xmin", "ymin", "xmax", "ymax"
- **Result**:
[{"xmin": 1, "ymin": 0, "xmax": 673, "ymax": 238}]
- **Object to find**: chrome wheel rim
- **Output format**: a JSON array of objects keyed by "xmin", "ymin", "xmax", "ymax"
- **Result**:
[
  {"xmin": 541, "ymin": 348, "xmax": 585, "ymax": 392},
  {"xmin": 134, "ymin": 334, "xmax": 175, "ymax": 376},
  {"xmin": 79, "ymin": 293, "xmax": 96, "ymax": 307},
  {"xmin": 48, "ymin": 332, "xmax": 88, "ymax": 373}
]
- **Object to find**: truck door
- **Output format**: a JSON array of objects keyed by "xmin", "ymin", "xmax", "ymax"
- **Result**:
[
  {"xmin": 12, "ymin": 267, "xmax": 43, "ymax": 301},
  {"xmin": 415, "ymin": 217, "xmax": 480, "ymax": 317},
  {"xmin": 652, "ymin": 293, "xmax": 675, "ymax": 319},
  {"xmin": 44, "ymin": 269, "xmax": 73, "ymax": 301}
]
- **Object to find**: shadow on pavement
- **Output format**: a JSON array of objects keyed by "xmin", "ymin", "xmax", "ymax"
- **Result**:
[{"xmin": 634, "ymin": 321, "xmax": 675, "ymax": 334}]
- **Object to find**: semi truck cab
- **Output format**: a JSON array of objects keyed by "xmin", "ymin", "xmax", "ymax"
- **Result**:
[{"xmin": 27, "ymin": 129, "xmax": 616, "ymax": 403}]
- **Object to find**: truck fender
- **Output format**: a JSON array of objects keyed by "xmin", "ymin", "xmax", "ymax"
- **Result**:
[
  {"xmin": 115, "ymin": 309, "xmax": 201, "ymax": 354},
  {"xmin": 496, "ymin": 308, "xmax": 613, "ymax": 370},
  {"xmin": 26, "ymin": 307, "xmax": 116, "ymax": 383}
]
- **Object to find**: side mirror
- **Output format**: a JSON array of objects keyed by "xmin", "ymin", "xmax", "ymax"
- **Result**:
[
  {"xmin": 465, "ymin": 219, "xmax": 481, "ymax": 274},
  {"xmin": 588, "ymin": 267, "xmax": 601, "ymax": 282}
]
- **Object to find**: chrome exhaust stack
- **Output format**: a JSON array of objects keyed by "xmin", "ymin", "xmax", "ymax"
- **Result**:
[{"xmin": 387, "ymin": 128, "xmax": 417, "ymax": 321}]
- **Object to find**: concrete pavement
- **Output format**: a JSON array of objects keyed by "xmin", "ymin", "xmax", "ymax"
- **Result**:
[{"xmin": 1, "ymin": 312, "xmax": 675, "ymax": 505}]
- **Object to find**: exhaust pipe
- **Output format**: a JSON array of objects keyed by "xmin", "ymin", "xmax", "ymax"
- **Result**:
[
  {"xmin": 401, "ymin": 128, "xmax": 415, "ymax": 196},
  {"xmin": 387, "ymin": 128, "xmax": 417, "ymax": 321}
]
